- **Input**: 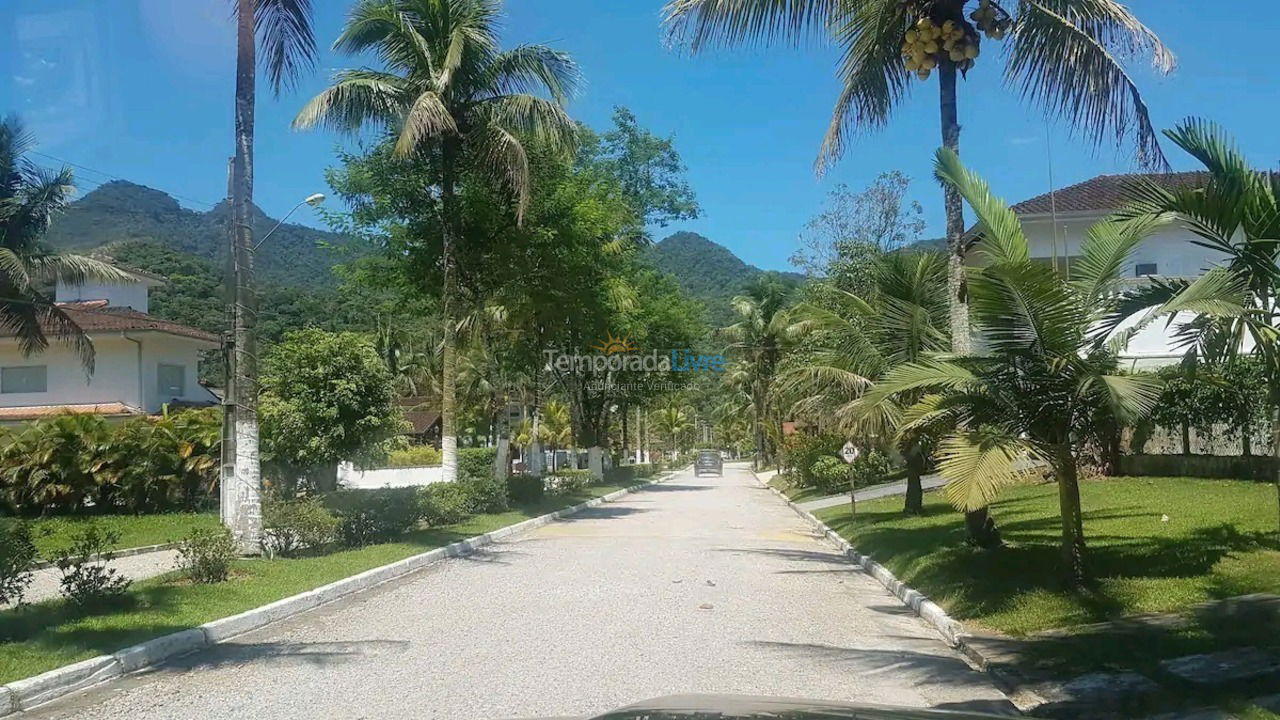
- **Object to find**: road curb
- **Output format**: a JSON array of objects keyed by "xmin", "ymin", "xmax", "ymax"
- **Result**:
[
  {"xmin": 753, "ymin": 471, "xmax": 971, "ymax": 647},
  {"xmin": 32, "ymin": 542, "xmax": 180, "ymax": 571},
  {"xmin": 0, "ymin": 470, "xmax": 680, "ymax": 716}
]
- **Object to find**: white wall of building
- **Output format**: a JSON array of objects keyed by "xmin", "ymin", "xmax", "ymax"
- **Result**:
[
  {"xmin": 0, "ymin": 332, "xmax": 215, "ymax": 412},
  {"xmin": 55, "ymin": 279, "xmax": 157, "ymax": 313},
  {"xmin": 337, "ymin": 463, "xmax": 445, "ymax": 489},
  {"xmin": 1011, "ymin": 213, "xmax": 1230, "ymax": 365}
]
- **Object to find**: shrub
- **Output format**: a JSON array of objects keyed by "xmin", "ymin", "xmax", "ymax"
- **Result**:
[
  {"xmin": 809, "ymin": 456, "xmax": 849, "ymax": 493},
  {"xmin": 324, "ymin": 488, "xmax": 423, "ymax": 547},
  {"xmin": 262, "ymin": 495, "xmax": 340, "ymax": 557},
  {"xmin": 849, "ymin": 449, "xmax": 894, "ymax": 489},
  {"xmin": 176, "ymin": 527, "xmax": 237, "ymax": 583},
  {"xmin": 386, "ymin": 445, "xmax": 442, "ymax": 468},
  {"xmin": 547, "ymin": 469, "xmax": 592, "ymax": 495},
  {"xmin": 54, "ymin": 525, "xmax": 132, "ymax": 608},
  {"xmin": 417, "ymin": 483, "xmax": 471, "ymax": 526},
  {"xmin": 781, "ymin": 433, "xmax": 844, "ymax": 488},
  {"xmin": 506, "ymin": 475, "xmax": 545, "ymax": 504},
  {"xmin": 604, "ymin": 464, "xmax": 655, "ymax": 485},
  {"xmin": 458, "ymin": 474, "xmax": 509, "ymax": 514},
  {"xmin": 458, "ymin": 447, "xmax": 498, "ymax": 481},
  {"xmin": 0, "ymin": 518, "xmax": 36, "ymax": 605}
]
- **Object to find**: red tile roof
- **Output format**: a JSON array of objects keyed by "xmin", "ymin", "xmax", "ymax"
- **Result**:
[
  {"xmin": 398, "ymin": 398, "xmax": 441, "ymax": 435},
  {"xmin": 0, "ymin": 303, "xmax": 219, "ymax": 344},
  {"xmin": 0, "ymin": 402, "xmax": 142, "ymax": 421},
  {"xmin": 1011, "ymin": 171, "xmax": 1209, "ymax": 216}
]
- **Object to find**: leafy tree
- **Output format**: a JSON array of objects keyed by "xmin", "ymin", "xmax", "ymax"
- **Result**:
[
  {"xmin": 1120, "ymin": 119, "xmax": 1280, "ymax": 533},
  {"xmin": 789, "ymin": 171, "xmax": 925, "ymax": 290},
  {"xmin": 0, "ymin": 116, "xmax": 130, "ymax": 370},
  {"xmin": 580, "ymin": 106, "xmax": 700, "ymax": 228},
  {"xmin": 653, "ymin": 402, "xmax": 694, "ymax": 457},
  {"xmin": 663, "ymin": 0, "xmax": 1173, "ymax": 354},
  {"xmin": 259, "ymin": 329, "xmax": 405, "ymax": 492},
  {"xmin": 296, "ymin": 0, "xmax": 580, "ymax": 487},
  {"xmin": 783, "ymin": 251, "xmax": 949, "ymax": 515},
  {"xmin": 866, "ymin": 149, "xmax": 1161, "ymax": 583}
]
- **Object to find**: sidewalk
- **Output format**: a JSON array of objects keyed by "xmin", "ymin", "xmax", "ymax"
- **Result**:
[
  {"xmin": 5, "ymin": 548, "xmax": 180, "ymax": 607},
  {"xmin": 798, "ymin": 473, "xmax": 948, "ymax": 512}
]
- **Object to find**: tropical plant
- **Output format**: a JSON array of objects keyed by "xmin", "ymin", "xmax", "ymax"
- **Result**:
[
  {"xmin": 0, "ymin": 518, "xmax": 36, "ymax": 606},
  {"xmin": 1118, "ymin": 119, "xmax": 1280, "ymax": 533},
  {"xmin": 176, "ymin": 527, "xmax": 239, "ymax": 583},
  {"xmin": 294, "ymin": 0, "xmax": 580, "ymax": 487},
  {"xmin": 224, "ymin": 0, "xmax": 319, "ymax": 553},
  {"xmin": 863, "ymin": 148, "xmax": 1162, "ymax": 584},
  {"xmin": 652, "ymin": 402, "xmax": 693, "ymax": 457},
  {"xmin": 539, "ymin": 400, "xmax": 574, "ymax": 470},
  {"xmin": 721, "ymin": 275, "xmax": 792, "ymax": 469},
  {"xmin": 0, "ymin": 116, "xmax": 130, "ymax": 370},
  {"xmin": 782, "ymin": 251, "xmax": 949, "ymax": 515},
  {"xmin": 111, "ymin": 408, "xmax": 222, "ymax": 513},
  {"xmin": 663, "ymin": 0, "xmax": 1173, "ymax": 354},
  {"xmin": 54, "ymin": 524, "xmax": 132, "ymax": 607},
  {"xmin": 0, "ymin": 413, "xmax": 113, "ymax": 514}
]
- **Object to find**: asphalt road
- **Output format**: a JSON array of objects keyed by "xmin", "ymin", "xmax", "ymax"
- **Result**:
[{"xmin": 30, "ymin": 463, "xmax": 1012, "ymax": 719}]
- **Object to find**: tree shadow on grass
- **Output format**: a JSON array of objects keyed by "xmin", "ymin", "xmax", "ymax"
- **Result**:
[{"xmin": 822, "ymin": 494, "xmax": 1280, "ymax": 630}]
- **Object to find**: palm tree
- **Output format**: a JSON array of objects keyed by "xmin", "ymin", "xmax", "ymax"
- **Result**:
[
  {"xmin": 867, "ymin": 148, "xmax": 1161, "ymax": 584},
  {"xmin": 653, "ymin": 403, "xmax": 693, "ymax": 460},
  {"xmin": 721, "ymin": 275, "xmax": 792, "ymax": 470},
  {"xmin": 0, "ymin": 116, "xmax": 130, "ymax": 371},
  {"xmin": 782, "ymin": 251, "xmax": 949, "ymax": 515},
  {"xmin": 540, "ymin": 399, "xmax": 574, "ymax": 471},
  {"xmin": 663, "ymin": 0, "xmax": 1173, "ymax": 353},
  {"xmin": 224, "ymin": 0, "xmax": 318, "ymax": 552},
  {"xmin": 294, "ymin": 0, "xmax": 580, "ymax": 485},
  {"xmin": 1118, "ymin": 119, "xmax": 1280, "ymax": 535}
]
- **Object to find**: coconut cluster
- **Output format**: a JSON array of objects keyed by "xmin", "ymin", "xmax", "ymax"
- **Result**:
[{"xmin": 901, "ymin": 17, "xmax": 978, "ymax": 80}]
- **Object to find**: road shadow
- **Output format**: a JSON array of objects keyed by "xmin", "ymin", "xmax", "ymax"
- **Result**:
[
  {"xmin": 712, "ymin": 547, "xmax": 846, "ymax": 565},
  {"xmin": 158, "ymin": 639, "xmax": 411, "ymax": 672},
  {"xmin": 636, "ymin": 483, "xmax": 710, "ymax": 493},
  {"xmin": 558, "ymin": 506, "xmax": 650, "ymax": 521},
  {"xmin": 742, "ymin": 639, "xmax": 996, "ymax": 690}
]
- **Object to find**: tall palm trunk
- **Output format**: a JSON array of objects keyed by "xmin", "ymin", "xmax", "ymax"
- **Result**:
[
  {"xmin": 1054, "ymin": 441, "xmax": 1088, "ymax": 586},
  {"xmin": 439, "ymin": 143, "xmax": 460, "ymax": 484},
  {"xmin": 940, "ymin": 59, "xmax": 1000, "ymax": 548},
  {"xmin": 903, "ymin": 443, "xmax": 925, "ymax": 515},
  {"xmin": 1272, "ymin": 406, "xmax": 1280, "ymax": 536},
  {"xmin": 222, "ymin": 0, "xmax": 262, "ymax": 555}
]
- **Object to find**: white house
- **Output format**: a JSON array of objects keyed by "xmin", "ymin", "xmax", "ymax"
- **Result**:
[
  {"xmin": 0, "ymin": 268, "xmax": 219, "ymax": 423},
  {"xmin": 992, "ymin": 171, "xmax": 1216, "ymax": 369}
]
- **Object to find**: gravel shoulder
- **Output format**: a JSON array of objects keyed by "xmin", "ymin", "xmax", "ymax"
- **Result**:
[
  {"xmin": 27, "ymin": 464, "xmax": 1011, "ymax": 719},
  {"xmin": 6, "ymin": 550, "xmax": 180, "ymax": 608}
]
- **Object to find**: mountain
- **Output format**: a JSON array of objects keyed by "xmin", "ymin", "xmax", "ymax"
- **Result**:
[
  {"xmin": 645, "ymin": 231, "xmax": 804, "ymax": 328},
  {"xmin": 44, "ymin": 181, "xmax": 365, "ymax": 286}
]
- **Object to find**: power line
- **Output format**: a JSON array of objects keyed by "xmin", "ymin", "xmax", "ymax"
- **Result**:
[{"xmin": 27, "ymin": 150, "xmax": 221, "ymax": 210}]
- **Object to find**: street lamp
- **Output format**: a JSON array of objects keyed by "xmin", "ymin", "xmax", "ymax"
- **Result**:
[{"xmin": 254, "ymin": 192, "xmax": 325, "ymax": 250}]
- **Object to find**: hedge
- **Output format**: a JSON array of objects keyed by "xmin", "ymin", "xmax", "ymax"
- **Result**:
[{"xmin": 1117, "ymin": 453, "xmax": 1277, "ymax": 481}]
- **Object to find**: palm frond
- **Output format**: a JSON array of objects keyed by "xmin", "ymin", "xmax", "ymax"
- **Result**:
[
  {"xmin": 936, "ymin": 429, "xmax": 1039, "ymax": 512},
  {"xmin": 477, "ymin": 93, "xmax": 577, "ymax": 155},
  {"xmin": 483, "ymin": 45, "xmax": 581, "ymax": 105},
  {"xmin": 26, "ymin": 254, "xmax": 133, "ymax": 287},
  {"xmin": 933, "ymin": 148, "xmax": 1028, "ymax": 264},
  {"xmin": 662, "ymin": 0, "xmax": 836, "ymax": 52},
  {"xmin": 1069, "ymin": 215, "xmax": 1157, "ymax": 307},
  {"xmin": 1007, "ymin": 0, "xmax": 1173, "ymax": 170},
  {"xmin": 394, "ymin": 90, "xmax": 459, "ymax": 155},
  {"xmin": 292, "ymin": 69, "xmax": 412, "ymax": 132},
  {"xmin": 255, "ymin": 0, "xmax": 317, "ymax": 96},
  {"xmin": 817, "ymin": 0, "xmax": 911, "ymax": 172},
  {"xmin": 470, "ymin": 123, "xmax": 531, "ymax": 221}
]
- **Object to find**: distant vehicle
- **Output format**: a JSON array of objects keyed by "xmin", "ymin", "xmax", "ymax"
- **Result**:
[{"xmin": 694, "ymin": 450, "xmax": 723, "ymax": 477}]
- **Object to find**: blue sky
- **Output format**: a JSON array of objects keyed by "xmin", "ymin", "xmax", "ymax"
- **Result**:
[{"xmin": 3, "ymin": 1, "xmax": 1277, "ymax": 272}]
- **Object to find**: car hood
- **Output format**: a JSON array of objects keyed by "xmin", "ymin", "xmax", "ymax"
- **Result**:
[{"xmin": 519, "ymin": 693, "xmax": 1012, "ymax": 720}]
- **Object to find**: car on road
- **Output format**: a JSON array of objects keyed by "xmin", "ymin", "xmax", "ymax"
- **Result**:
[{"xmin": 694, "ymin": 449, "xmax": 723, "ymax": 477}]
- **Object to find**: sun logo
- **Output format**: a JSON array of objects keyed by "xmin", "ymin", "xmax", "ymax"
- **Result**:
[{"xmin": 591, "ymin": 332, "xmax": 637, "ymax": 355}]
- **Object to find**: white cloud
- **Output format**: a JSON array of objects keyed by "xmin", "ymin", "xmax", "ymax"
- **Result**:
[
  {"xmin": 1010, "ymin": 135, "xmax": 1038, "ymax": 146},
  {"xmin": 13, "ymin": 75, "xmax": 35, "ymax": 87}
]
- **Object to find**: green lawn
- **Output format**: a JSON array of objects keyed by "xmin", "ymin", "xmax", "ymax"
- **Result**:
[
  {"xmin": 767, "ymin": 475, "xmax": 830, "ymax": 503},
  {"xmin": 814, "ymin": 476, "xmax": 1280, "ymax": 681},
  {"xmin": 0, "ymin": 483, "xmax": 632, "ymax": 684},
  {"xmin": 29, "ymin": 513, "xmax": 221, "ymax": 559}
]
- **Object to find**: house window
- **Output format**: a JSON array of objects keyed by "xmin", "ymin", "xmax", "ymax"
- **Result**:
[
  {"xmin": 158, "ymin": 364, "xmax": 185, "ymax": 398},
  {"xmin": 1, "ymin": 366, "xmax": 46, "ymax": 394},
  {"xmin": 1135, "ymin": 262, "xmax": 1158, "ymax": 277}
]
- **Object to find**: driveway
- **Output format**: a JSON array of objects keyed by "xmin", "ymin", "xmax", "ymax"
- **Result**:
[{"xmin": 30, "ymin": 463, "xmax": 1011, "ymax": 719}]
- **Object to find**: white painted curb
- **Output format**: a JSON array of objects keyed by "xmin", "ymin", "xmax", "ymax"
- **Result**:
[
  {"xmin": 0, "ymin": 469, "xmax": 680, "ymax": 716},
  {"xmin": 754, "ymin": 472, "xmax": 967, "ymax": 648}
]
